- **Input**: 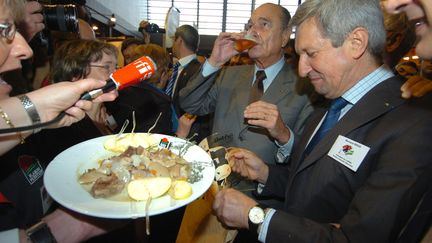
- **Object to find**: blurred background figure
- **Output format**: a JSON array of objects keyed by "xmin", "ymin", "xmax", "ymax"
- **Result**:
[
  {"xmin": 138, "ymin": 20, "xmax": 151, "ymax": 44},
  {"xmin": 225, "ymin": 52, "xmax": 254, "ymax": 66},
  {"xmin": 106, "ymin": 43, "xmax": 172, "ymax": 134},
  {"xmin": 421, "ymin": 60, "xmax": 432, "ymax": 80},
  {"xmin": 106, "ymin": 43, "xmax": 195, "ymax": 138},
  {"xmin": 381, "ymin": 10, "xmax": 432, "ymax": 98},
  {"xmin": 79, "ymin": 18, "xmax": 96, "ymax": 40},
  {"xmin": 120, "ymin": 38, "xmax": 146, "ymax": 66},
  {"xmin": 169, "ymin": 24, "xmax": 212, "ymax": 142},
  {"xmin": 395, "ymin": 60, "xmax": 419, "ymax": 78},
  {"xmin": 49, "ymin": 39, "xmax": 119, "ymax": 136},
  {"xmin": 382, "ymin": 11, "xmax": 416, "ymax": 70}
]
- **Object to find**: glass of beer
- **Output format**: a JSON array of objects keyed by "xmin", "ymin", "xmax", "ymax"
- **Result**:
[{"xmin": 234, "ymin": 34, "xmax": 258, "ymax": 52}]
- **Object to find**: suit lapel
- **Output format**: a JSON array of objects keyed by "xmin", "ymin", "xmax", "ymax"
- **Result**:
[
  {"xmin": 262, "ymin": 62, "xmax": 295, "ymax": 104},
  {"xmin": 233, "ymin": 66, "xmax": 255, "ymax": 129},
  {"xmin": 295, "ymin": 77, "xmax": 405, "ymax": 173},
  {"xmin": 173, "ymin": 59, "xmax": 201, "ymax": 100}
]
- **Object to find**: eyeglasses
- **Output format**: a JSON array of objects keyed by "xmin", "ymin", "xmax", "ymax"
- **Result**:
[
  {"xmin": 90, "ymin": 64, "xmax": 118, "ymax": 74},
  {"xmin": 0, "ymin": 22, "xmax": 17, "ymax": 42}
]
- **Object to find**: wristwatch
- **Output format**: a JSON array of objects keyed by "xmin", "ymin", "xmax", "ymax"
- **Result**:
[
  {"xmin": 248, "ymin": 204, "xmax": 266, "ymax": 235},
  {"xmin": 25, "ymin": 220, "xmax": 57, "ymax": 243}
]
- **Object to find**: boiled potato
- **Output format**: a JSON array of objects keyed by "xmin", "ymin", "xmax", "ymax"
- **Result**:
[
  {"xmin": 127, "ymin": 177, "xmax": 172, "ymax": 201},
  {"xmin": 171, "ymin": 180, "xmax": 193, "ymax": 200},
  {"xmin": 104, "ymin": 133, "xmax": 157, "ymax": 153}
]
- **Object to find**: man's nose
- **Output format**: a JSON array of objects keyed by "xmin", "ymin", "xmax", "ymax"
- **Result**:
[{"xmin": 298, "ymin": 55, "xmax": 311, "ymax": 78}]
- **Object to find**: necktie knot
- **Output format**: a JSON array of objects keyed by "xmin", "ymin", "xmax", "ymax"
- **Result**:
[
  {"xmin": 255, "ymin": 70, "xmax": 266, "ymax": 89},
  {"xmin": 173, "ymin": 62, "xmax": 181, "ymax": 69},
  {"xmin": 249, "ymin": 70, "xmax": 266, "ymax": 103},
  {"xmin": 303, "ymin": 97, "xmax": 349, "ymax": 156},
  {"xmin": 329, "ymin": 97, "xmax": 349, "ymax": 113}
]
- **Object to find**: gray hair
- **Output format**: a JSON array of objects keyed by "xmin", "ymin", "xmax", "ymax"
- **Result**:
[
  {"xmin": 256, "ymin": 3, "xmax": 291, "ymax": 31},
  {"xmin": 290, "ymin": 0, "xmax": 385, "ymax": 59}
]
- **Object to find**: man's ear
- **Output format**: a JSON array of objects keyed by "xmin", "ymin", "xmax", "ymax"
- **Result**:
[
  {"xmin": 177, "ymin": 36, "xmax": 184, "ymax": 46},
  {"xmin": 281, "ymin": 29, "xmax": 291, "ymax": 48},
  {"xmin": 348, "ymin": 27, "xmax": 369, "ymax": 59}
]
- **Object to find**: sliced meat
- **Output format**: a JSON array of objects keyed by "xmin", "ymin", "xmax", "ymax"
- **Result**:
[{"xmin": 91, "ymin": 175, "xmax": 125, "ymax": 198}]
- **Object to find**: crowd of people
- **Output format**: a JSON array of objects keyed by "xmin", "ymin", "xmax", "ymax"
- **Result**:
[{"xmin": 0, "ymin": 0, "xmax": 431, "ymax": 242}]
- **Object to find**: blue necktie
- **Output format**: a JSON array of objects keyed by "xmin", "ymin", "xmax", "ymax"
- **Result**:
[
  {"xmin": 165, "ymin": 62, "xmax": 180, "ymax": 97},
  {"xmin": 304, "ymin": 97, "xmax": 349, "ymax": 156}
]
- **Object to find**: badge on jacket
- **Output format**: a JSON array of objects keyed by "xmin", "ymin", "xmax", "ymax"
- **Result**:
[
  {"xmin": 18, "ymin": 155, "xmax": 44, "ymax": 185},
  {"xmin": 328, "ymin": 135, "xmax": 370, "ymax": 172}
]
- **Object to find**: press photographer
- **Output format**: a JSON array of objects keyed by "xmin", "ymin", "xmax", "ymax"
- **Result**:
[{"xmin": 35, "ymin": 0, "xmax": 83, "ymax": 55}]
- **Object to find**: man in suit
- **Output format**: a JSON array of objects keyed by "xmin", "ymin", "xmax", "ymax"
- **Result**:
[
  {"xmin": 168, "ymin": 24, "xmax": 211, "ymax": 141},
  {"xmin": 179, "ymin": 3, "xmax": 313, "ymax": 167},
  {"xmin": 212, "ymin": 0, "xmax": 432, "ymax": 242}
]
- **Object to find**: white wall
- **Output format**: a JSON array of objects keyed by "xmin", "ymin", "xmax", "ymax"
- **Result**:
[{"xmin": 86, "ymin": 0, "xmax": 147, "ymax": 37}]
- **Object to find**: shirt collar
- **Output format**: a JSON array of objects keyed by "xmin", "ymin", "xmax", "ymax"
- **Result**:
[
  {"xmin": 254, "ymin": 56, "xmax": 286, "ymax": 83},
  {"xmin": 178, "ymin": 54, "xmax": 197, "ymax": 67},
  {"xmin": 342, "ymin": 64, "xmax": 394, "ymax": 105}
]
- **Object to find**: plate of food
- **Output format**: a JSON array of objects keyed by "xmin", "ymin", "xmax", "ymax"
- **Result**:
[{"xmin": 44, "ymin": 133, "xmax": 215, "ymax": 219}]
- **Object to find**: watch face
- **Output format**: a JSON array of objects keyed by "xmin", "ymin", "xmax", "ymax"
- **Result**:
[{"xmin": 249, "ymin": 206, "xmax": 265, "ymax": 224}]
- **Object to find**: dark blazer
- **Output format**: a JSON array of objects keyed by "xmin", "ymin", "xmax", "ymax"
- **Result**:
[
  {"xmin": 261, "ymin": 76, "xmax": 432, "ymax": 242},
  {"xmin": 172, "ymin": 58, "xmax": 201, "ymax": 115},
  {"xmin": 172, "ymin": 59, "xmax": 212, "ymax": 142},
  {"xmin": 180, "ymin": 62, "xmax": 313, "ymax": 164},
  {"xmin": 105, "ymin": 82, "xmax": 173, "ymax": 135}
]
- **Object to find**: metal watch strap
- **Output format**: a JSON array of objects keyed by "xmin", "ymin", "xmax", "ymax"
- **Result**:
[
  {"xmin": 25, "ymin": 221, "xmax": 57, "ymax": 243},
  {"xmin": 18, "ymin": 95, "xmax": 41, "ymax": 124}
]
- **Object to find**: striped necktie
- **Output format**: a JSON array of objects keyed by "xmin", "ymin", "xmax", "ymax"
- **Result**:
[{"xmin": 165, "ymin": 62, "xmax": 180, "ymax": 97}]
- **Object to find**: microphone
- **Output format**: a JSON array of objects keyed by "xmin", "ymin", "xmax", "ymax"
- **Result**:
[{"xmin": 80, "ymin": 56, "xmax": 157, "ymax": 100}]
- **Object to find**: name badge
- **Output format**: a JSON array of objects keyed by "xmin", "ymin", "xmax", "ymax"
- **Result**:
[
  {"xmin": 328, "ymin": 135, "xmax": 370, "ymax": 172},
  {"xmin": 18, "ymin": 155, "xmax": 43, "ymax": 185}
]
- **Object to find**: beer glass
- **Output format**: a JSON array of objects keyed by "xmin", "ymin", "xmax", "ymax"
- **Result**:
[{"xmin": 234, "ymin": 34, "xmax": 257, "ymax": 52}]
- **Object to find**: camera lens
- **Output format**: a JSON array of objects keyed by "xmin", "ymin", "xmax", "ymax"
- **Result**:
[
  {"xmin": 145, "ymin": 23, "xmax": 160, "ymax": 33},
  {"xmin": 43, "ymin": 4, "xmax": 78, "ymax": 32}
]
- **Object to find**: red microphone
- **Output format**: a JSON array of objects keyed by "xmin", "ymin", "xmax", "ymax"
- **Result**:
[{"xmin": 80, "ymin": 56, "xmax": 157, "ymax": 100}]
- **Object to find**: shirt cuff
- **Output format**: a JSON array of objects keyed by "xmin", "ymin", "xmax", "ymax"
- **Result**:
[
  {"xmin": 275, "ymin": 127, "xmax": 295, "ymax": 163},
  {"xmin": 0, "ymin": 228, "xmax": 19, "ymax": 243},
  {"xmin": 258, "ymin": 208, "xmax": 276, "ymax": 242},
  {"xmin": 202, "ymin": 60, "xmax": 221, "ymax": 77}
]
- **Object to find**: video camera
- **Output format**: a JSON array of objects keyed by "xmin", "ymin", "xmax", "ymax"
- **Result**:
[
  {"xmin": 36, "ymin": 0, "xmax": 85, "ymax": 54},
  {"xmin": 39, "ymin": 0, "xmax": 83, "ymax": 32},
  {"xmin": 139, "ymin": 23, "xmax": 165, "ymax": 34}
]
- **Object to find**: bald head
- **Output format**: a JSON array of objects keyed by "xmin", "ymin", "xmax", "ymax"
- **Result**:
[{"xmin": 79, "ymin": 19, "xmax": 96, "ymax": 40}]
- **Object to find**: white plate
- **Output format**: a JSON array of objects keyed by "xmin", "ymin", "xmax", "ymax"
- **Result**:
[{"xmin": 44, "ymin": 133, "xmax": 215, "ymax": 219}]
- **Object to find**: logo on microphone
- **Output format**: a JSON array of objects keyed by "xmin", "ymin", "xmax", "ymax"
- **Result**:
[
  {"xmin": 111, "ymin": 56, "xmax": 157, "ymax": 90},
  {"xmin": 134, "ymin": 58, "xmax": 154, "ymax": 80}
]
